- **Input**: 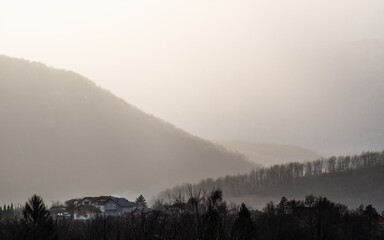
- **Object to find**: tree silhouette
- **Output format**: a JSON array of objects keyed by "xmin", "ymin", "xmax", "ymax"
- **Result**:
[
  {"xmin": 363, "ymin": 205, "xmax": 379, "ymax": 240},
  {"xmin": 202, "ymin": 189, "xmax": 225, "ymax": 240},
  {"xmin": 231, "ymin": 203, "xmax": 257, "ymax": 240},
  {"xmin": 135, "ymin": 195, "xmax": 148, "ymax": 208},
  {"xmin": 1, "ymin": 193, "xmax": 384, "ymax": 239},
  {"xmin": 20, "ymin": 194, "xmax": 57, "ymax": 240}
]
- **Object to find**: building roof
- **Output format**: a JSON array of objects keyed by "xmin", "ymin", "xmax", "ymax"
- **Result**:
[
  {"xmin": 74, "ymin": 205, "xmax": 102, "ymax": 213},
  {"xmin": 66, "ymin": 196, "xmax": 136, "ymax": 208},
  {"xmin": 79, "ymin": 197, "xmax": 99, "ymax": 204},
  {"xmin": 49, "ymin": 205, "xmax": 66, "ymax": 213},
  {"xmin": 110, "ymin": 197, "xmax": 136, "ymax": 208},
  {"xmin": 65, "ymin": 198, "xmax": 81, "ymax": 206},
  {"xmin": 92, "ymin": 196, "xmax": 111, "ymax": 205}
]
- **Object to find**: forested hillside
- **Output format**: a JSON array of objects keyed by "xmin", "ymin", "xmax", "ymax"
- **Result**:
[
  {"xmin": 160, "ymin": 151, "xmax": 384, "ymax": 210},
  {"xmin": 0, "ymin": 55, "xmax": 256, "ymax": 204}
]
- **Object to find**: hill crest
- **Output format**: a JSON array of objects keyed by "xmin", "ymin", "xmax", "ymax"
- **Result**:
[{"xmin": 0, "ymin": 55, "xmax": 256, "ymax": 204}]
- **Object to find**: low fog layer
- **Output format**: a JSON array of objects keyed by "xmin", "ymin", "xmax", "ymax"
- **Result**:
[{"xmin": 0, "ymin": 56, "xmax": 257, "ymax": 204}]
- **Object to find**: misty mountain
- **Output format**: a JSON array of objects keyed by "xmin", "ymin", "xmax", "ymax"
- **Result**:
[
  {"xmin": 0, "ymin": 55, "xmax": 256, "ymax": 204},
  {"xmin": 217, "ymin": 141, "xmax": 321, "ymax": 166},
  {"xmin": 278, "ymin": 40, "xmax": 384, "ymax": 154},
  {"xmin": 171, "ymin": 40, "xmax": 384, "ymax": 155},
  {"xmin": 161, "ymin": 151, "xmax": 384, "ymax": 210}
]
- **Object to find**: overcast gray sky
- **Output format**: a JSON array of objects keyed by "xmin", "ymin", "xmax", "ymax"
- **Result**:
[{"xmin": 1, "ymin": 0, "xmax": 384, "ymax": 154}]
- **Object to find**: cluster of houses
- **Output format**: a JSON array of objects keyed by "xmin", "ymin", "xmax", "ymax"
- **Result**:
[{"xmin": 49, "ymin": 196, "xmax": 151, "ymax": 220}]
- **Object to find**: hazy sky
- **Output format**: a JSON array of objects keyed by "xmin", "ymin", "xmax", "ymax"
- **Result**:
[{"xmin": 1, "ymin": 0, "xmax": 384, "ymax": 154}]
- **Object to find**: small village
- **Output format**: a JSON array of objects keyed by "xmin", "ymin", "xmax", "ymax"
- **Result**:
[
  {"xmin": 49, "ymin": 195, "xmax": 152, "ymax": 220},
  {"xmin": 2, "ymin": 191, "xmax": 384, "ymax": 239}
]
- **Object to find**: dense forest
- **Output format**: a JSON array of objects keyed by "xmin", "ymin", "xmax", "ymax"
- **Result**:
[
  {"xmin": 159, "ymin": 151, "xmax": 384, "ymax": 209},
  {"xmin": 1, "ymin": 191, "xmax": 383, "ymax": 240}
]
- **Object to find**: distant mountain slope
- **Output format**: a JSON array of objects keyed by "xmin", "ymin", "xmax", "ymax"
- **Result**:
[
  {"xmin": 228, "ymin": 167, "xmax": 384, "ymax": 211},
  {"xmin": 181, "ymin": 40, "xmax": 384, "ymax": 155},
  {"xmin": 0, "ymin": 55, "xmax": 256, "ymax": 204},
  {"xmin": 217, "ymin": 141, "xmax": 321, "ymax": 166},
  {"xmin": 160, "ymin": 151, "xmax": 384, "ymax": 210},
  {"xmin": 228, "ymin": 166, "xmax": 384, "ymax": 210}
]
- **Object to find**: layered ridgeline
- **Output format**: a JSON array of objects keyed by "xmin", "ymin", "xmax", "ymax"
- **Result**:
[
  {"xmin": 217, "ymin": 141, "xmax": 321, "ymax": 166},
  {"xmin": 159, "ymin": 151, "xmax": 384, "ymax": 210},
  {"xmin": 0, "ymin": 55, "xmax": 256, "ymax": 204}
]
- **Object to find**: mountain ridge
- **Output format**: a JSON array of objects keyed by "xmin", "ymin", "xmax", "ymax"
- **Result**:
[{"xmin": 0, "ymin": 55, "xmax": 256, "ymax": 204}]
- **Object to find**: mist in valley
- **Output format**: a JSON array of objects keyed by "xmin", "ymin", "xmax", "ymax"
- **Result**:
[{"xmin": 1, "ymin": 0, "xmax": 384, "ymax": 223}]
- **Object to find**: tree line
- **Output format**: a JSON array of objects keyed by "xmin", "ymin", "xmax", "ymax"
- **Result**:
[
  {"xmin": 0, "ymin": 203, "xmax": 21, "ymax": 220},
  {"xmin": 159, "ymin": 151, "xmax": 384, "ymax": 198},
  {"xmin": 0, "ymin": 191, "xmax": 383, "ymax": 240}
]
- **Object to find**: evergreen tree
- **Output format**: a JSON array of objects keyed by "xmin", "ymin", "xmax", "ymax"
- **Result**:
[
  {"xmin": 20, "ymin": 194, "xmax": 58, "ymax": 240},
  {"xmin": 202, "ymin": 189, "xmax": 225, "ymax": 240},
  {"xmin": 135, "ymin": 195, "xmax": 148, "ymax": 208},
  {"xmin": 363, "ymin": 205, "xmax": 379, "ymax": 240},
  {"xmin": 203, "ymin": 206, "xmax": 221, "ymax": 240},
  {"xmin": 231, "ymin": 203, "xmax": 257, "ymax": 240}
]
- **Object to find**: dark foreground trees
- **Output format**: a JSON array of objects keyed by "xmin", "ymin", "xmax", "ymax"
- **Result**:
[
  {"xmin": 0, "ymin": 194, "xmax": 58, "ymax": 240},
  {"xmin": 0, "ymin": 192, "xmax": 383, "ymax": 240},
  {"xmin": 231, "ymin": 203, "xmax": 257, "ymax": 240},
  {"xmin": 20, "ymin": 194, "xmax": 58, "ymax": 240}
]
